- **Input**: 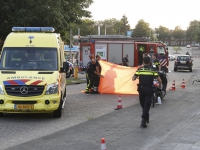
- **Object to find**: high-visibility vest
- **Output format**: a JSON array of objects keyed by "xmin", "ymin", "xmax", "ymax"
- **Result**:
[{"xmin": 139, "ymin": 46, "xmax": 145, "ymax": 52}]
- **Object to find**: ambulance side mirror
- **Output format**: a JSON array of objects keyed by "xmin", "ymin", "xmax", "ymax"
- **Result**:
[
  {"xmin": 76, "ymin": 59, "xmax": 79, "ymax": 66},
  {"xmin": 61, "ymin": 61, "xmax": 69, "ymax": 73}
]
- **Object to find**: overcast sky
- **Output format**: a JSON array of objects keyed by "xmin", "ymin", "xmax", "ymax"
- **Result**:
[{"xmin": 88, "ymin": 0, "xmax": 200, "ymax": 30}]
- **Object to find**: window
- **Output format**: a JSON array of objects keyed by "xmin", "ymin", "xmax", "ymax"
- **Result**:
[{"xmin": 157, "ymin": 46, "xmax": 165, "ymax": 54}]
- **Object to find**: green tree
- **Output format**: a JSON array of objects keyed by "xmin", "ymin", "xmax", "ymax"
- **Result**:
[
  {"xmin": 0, "ymin": 0, "xmax": 93, "ymax": 42},
  {"xmin": 120, "ymin": 15, "xmax": 130, "ymax": 35},
  {"xmin": 196, "ymin": 31, "xmax": 200, "ymax": 43},
  {"xmin": 171, "ymin": 26, "xmax": 184, "ymax": 46},
  {"xmin": 186, "ymin": 20, "xmax": 200, "ymax": 42},
  {"xmin": 113, "ymin": 19, "xmax": 123, "ymax": 35},
  {"xmin": 132, "ymin": 19, "xmax": 150, "ymax": 38},
  {"xmin": 101, "ymin": 19, "xmax": 122, "ymax": 35},
  {"xmin": 71, "ymin": 19, "xmax": 96, "ymax": 36},
  {"xmin": 156, "ymin": 26, "xmax": 170, "ymax": 41}
]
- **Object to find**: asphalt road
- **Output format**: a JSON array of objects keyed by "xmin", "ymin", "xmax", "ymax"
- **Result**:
[{"xmin": 1, "ymin": 46, "xmax": 200, "ymax": 150}]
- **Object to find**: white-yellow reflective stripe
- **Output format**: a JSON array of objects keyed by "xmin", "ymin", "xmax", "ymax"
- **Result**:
[{"xmin": 136, "ymin": 71, "xmax": 158, "ymax": 76}]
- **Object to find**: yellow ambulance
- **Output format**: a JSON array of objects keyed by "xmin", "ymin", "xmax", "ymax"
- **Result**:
[{"xmin": 0, "ymin": 27, "xmax": 69, "ymax": 118}]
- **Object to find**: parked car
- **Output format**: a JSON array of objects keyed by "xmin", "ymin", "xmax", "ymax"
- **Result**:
[
  {"xmin": 168, "ymin": 54, "xmax": 176, "ymax": 61},
  {"xmin": 66, "ymin": 61, "xmax": 74, "ymax": 78},
  {"xmin": 174, "ymin": 55, "xmax": 193, "ymax": 72},
  {"xmin": 186, "ymin": 45, "xmax": 191, "ymax": 48}
]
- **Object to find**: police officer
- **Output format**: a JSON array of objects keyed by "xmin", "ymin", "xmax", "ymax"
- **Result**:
[
  {"xmin": 85, "ymin": 59, "xmax": 95, "ymax": 94},
  {"xmin": 152, "ymin": 53, "xmax": 161, "ymax": 71},
  {"xmin": 132, "ymin": 56, "xmax": 162, "ymax": 128},
  {"xmin": 85, "ymin": 54, "xmax": 93, "ymax": 91},
  {"xmin": 93, "ymin": 54, "xmax": 102, "ymax": 94},
  {"xmin": 85, "ymin": 59, "xmax": 103, "ymax": 94},
  {"xmin": 122, "ymin": 54, "xmax": 129, "ymax": 66}
]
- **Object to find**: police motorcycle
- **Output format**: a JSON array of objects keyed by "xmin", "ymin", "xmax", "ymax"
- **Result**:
[{"xmin": 151, "ymin": 65, "xmax": 167, "ymax": 107}]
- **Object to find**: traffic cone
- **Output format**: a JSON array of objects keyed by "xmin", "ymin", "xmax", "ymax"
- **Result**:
[
  {"xmin": 156, "ymin": 96, "xmax": 162, "ymax": 105},
  {"xmin": 181, "ymin": 79, "xmax": 185, "ymax": 89},
  {"xmin": 171, "ymin": 80, "xmax": 176, "ymax": 90},
  {"xmin": 100, "ymin": 138, "xmax": 107, "ymax": 150},
  {"xmin": 115, "ymin": 95, "xmax": 122, "ymax": 110}
]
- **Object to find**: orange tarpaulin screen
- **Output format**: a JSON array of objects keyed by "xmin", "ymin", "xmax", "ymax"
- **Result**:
[{"xmin": 98, "ymin": 60, "xmax": 139, "ymax": 94}]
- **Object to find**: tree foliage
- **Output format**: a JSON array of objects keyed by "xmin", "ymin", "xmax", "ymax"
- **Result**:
[
  {"xmin": 156, "ymin": 26, "xmax": 170, "ymax": 41},
  {"xmin": 100, "ymin": 18, "xmax": 124, "ymax": 35},
  {"xmin": 131, "ymin": 19, "xmax": 150, "ymax": 38},
  {"xmin": 171, "ymin": 26, "xmax": 184, "ymax": 45},
  {"xmin": 1, "ymin": 1, "xmax": 200, "ymax": 46},
  {"xmin": 186, "ymin": 20, "xmax": 200, "ymax": 42},
  {"xmin": 71, "ymin": 16, "xmax": 131, "ymax": 36},
  {"xmin": 0, "ymin": 0, "xmax": 93, "ymax": 41},
  {"xmin": 120, "ymin": 15, "xmax": 130, "ymax": 35}
]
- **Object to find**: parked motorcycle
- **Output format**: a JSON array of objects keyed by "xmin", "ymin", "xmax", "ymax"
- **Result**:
[{"xmin": 66, "ymin": 61, "xmax": 74, "ymax": 78}]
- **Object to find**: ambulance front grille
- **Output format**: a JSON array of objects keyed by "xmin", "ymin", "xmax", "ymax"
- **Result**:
[{"xmin": 5, "ymin": 85, "xmax": 45, "ymax": 97}]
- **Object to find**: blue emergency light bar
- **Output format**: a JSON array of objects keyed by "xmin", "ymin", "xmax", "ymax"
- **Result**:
[{"xmin": 12, "ymin": 27, "xmax": 55, "ymax": 32}]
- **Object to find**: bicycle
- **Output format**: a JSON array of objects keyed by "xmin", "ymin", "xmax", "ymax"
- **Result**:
[
  {"xmin": 192, "ymin": 78, "xmax": 200, "ymax": 84},
  {"xmin": 158, "ymin": 70, "xmax": 167, "ymax": 99},
  {"xmin": 152, "ymin": 85, "xmax": 158, "ymax": 107}
]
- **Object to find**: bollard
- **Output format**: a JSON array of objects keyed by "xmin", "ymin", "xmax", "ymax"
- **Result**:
[{"xmin": 74, "ymin": 65, "xmax": 78, "ymax": 79}]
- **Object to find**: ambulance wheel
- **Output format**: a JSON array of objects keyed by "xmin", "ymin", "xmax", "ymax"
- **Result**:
[
  {"xmin": 53, "ymin": 100, "xmax": 63, "ymax": 118},
  {"xmin": 0, "ymin": 112, "xmax": 3, "ymax": 117}
]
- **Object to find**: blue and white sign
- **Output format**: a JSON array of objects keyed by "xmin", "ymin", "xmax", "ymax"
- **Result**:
[
  {"xmin": 64, "ymin": 45, "xmax": 79, "ymax": 52},
  {"xmin": 126, "ymin": 30, "xmax": 132, "ymax": 37}
]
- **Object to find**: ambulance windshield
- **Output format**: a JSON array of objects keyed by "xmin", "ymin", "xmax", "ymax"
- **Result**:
[{"xmin": 0, "ymin": 47, "xmax": 58, "ymax": 71}]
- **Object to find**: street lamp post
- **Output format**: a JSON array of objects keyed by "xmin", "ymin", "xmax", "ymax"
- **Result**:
[
  {"xmin": 69, "ymin": 29, "xmax": 72, "ymax": 63},
  {"xmin": 105, "ymin": 26, "xmax": 107, "ymax": 35},
  {"xmin": 149, "ymin": 29, "xmax": 151, "ymax": 41}
]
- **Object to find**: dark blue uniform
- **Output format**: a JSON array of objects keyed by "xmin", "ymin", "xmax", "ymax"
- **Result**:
[
  {"xmin": 85, "ymin": 61, "xmax": 94, "ymax": 93},
  {"xmin": 122, "ymin": 57, "xmax": 129, "ymax": 66},
  {"xmin": 134, "ymin": 65, "xmax": 159, "ymax": 122},
  {"xmin": 93, "ymin": 60, "xmax": 101, "ymax": 93}
]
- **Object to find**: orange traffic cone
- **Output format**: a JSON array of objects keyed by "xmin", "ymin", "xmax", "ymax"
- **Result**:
[
  {"xmin": 181, "ymin": 79, "xmax": 185, "ymax": 88},
  {"xmin": 171, "ymin": 80, "xmax": 176, "ymax": 90},
  {"xmin": 100, "ymin": 138, "xmax": 107, "ymax": 150},
  {"xmin": 115, "ymin": 95, "xmax": 122, "ymax": 110}
]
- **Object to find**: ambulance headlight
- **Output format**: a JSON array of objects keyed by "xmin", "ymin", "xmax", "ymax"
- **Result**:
[
  {"xmin": 45, "ymin": 82, "xmax": 58, "ymax": 95},
  {"xmin": 0, "ymin": 84, "xmax": 4, "ymax": 95}
]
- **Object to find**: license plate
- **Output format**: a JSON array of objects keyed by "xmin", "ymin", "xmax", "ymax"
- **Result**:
[
  {"xmin": 180, "ymin": 61, "xmax": 186, "ymax": 64},
  {"xmin": 14, "ymin": 104, "xmax": 34, "ymax": 110}
]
